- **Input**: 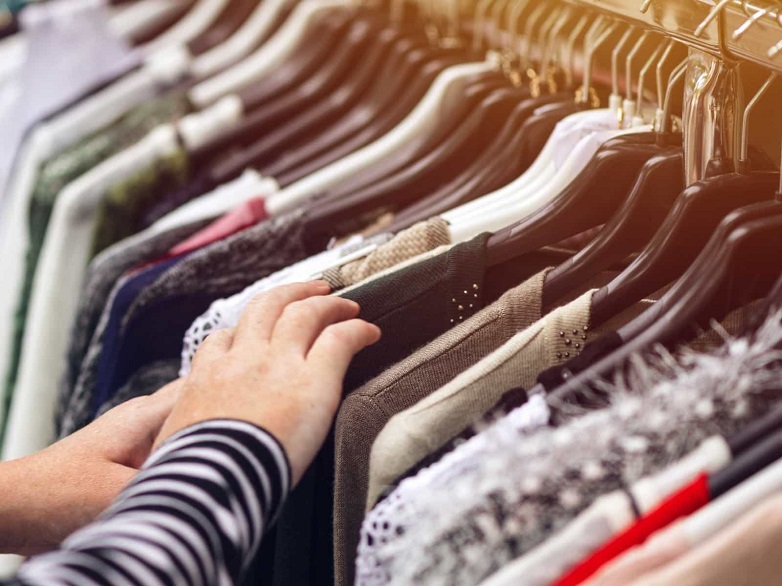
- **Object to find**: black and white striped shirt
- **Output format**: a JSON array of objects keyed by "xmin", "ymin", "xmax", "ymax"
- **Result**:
[{"xmin": 8, "ymin": 420, "xmax": 291, "ymax": 585}]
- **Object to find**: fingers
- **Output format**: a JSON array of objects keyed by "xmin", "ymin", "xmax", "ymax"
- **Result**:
[
  {"xmin": 270, "ymin": 296, "xmax": 362, "ymax": 357},
  {"xmin": 308, "ymin": 319, "xmax": 381, "ymax": 381},
  {"xmin": 232, "ymin": 282, "xmax": 331, "ymax": 348},
  {"xmin": 191, "ymin": 328, "xmax": 234, "ymax": 369}
]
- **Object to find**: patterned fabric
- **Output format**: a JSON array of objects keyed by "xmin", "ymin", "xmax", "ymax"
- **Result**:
[
  {"xmin": 55, "ymin": 218, "xmax": 211, "ymax": 435},
  {"xmin": 8, "ymin": 421, "xmax": 291, "ymax": 586},
  {"xmin": 321, "ymin": 217, "xmax": 451, "ymax": 290},
  {"xmin": 60, "ymin": 211, "xmax": 309, "ymax": 437},
  {"xmin": 90, "ymin": 147, "xmax": 190, "ymax": 258},
  {"xmin": 356, "ymin": 310, "xmax": 782, "ymax": 586},
  {"xmin": 5, "ymin": 92, "xmax": 191, "ymax": 425}
]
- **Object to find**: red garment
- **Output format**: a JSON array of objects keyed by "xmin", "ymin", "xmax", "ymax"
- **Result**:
[
  {"xmin": 555, "ymin": 473, "xmax": 710, "ymax": 586},
  {"xmin": 167, "ymin": 196, "xmax": 268, "ymax": 257}
]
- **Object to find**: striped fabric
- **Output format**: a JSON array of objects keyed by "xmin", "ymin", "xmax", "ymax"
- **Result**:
[{"xmin": 11, "ymin": 420, "xmax": 290, "ymax": 586}]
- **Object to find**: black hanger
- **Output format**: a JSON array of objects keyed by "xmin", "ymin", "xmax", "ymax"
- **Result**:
[
  {"xmin": 188, "ymin": 10, "xmax": 356, "ymax": 164},
  {"xmin": 729, "ymin": 404, "xmax": 782, "ymax": 457},
  {"xmin": 387, "ymin": 90, "xmax": 574, "ymax": 232},
  {"xmin": 710, "ymin": 431, "xmax": 782, "ymax": 500},
  {"xmin": 187, "ymin": 0, "xmax": 259, "ymax": 56},
  {"xmin": 261, "ymin": 40, "xmax": 475, "ymax": 181},
  {"xmin": 301, "ymin": 85, "xmax": 524, "ymax": 250},
  {"xmin": 539, "ymin": 148, "xmax": 685, "ymax": 311},
  {"xmin": 273, "ymin": 49, "xmax": 468, "ymax": 185},
  {"xmin": 589, "ymin": 170, "xmax": 781, "ymax": 329},
  {"xmin": 235, "ymin": 9, "xmax": 356, "ymax": 113},
  {"xmin": 484, "ymin": 132, "xmax": 666, "ymax": 268}
]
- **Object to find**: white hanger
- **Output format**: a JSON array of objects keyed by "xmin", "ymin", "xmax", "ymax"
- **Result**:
[
  {"xmin": 140, "ymin": 0, "xmax": 230, "ymax": 54},
  {"xmin": 108, "ymin": 0, "xmax": 190, "ymax": 43},
  {"xmin": 188, "ymin": 0, "xmax": 354, "ymax": 108},
  {"xmin": 190, "ymin": 0, "xmax": 292, "ymax": 80},
  {"xmin": 263, "ymin": 60, "xmax": 497, "ymax": 216}
]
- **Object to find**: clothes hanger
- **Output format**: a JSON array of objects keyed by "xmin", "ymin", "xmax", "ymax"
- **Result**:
[
  {"xmin": 710, "ymin": 432, "xmax": 782, "ymax": 500},
  {"xmin": 588, "ymin": 72, "xmax": 781, "ymax": 329},
  {"xmin": 140, "ymin": 0, "xmax": 230, "ymax": 54},
  {"xmin": 268, "ymin": 0, "xmax": 520, "ymax": 186},
  {"xmin": 382, "ymin": 5, "xmax": 583, "ymax": 232},
  {"xmin": 257, "ymin": 1, "xmax": 483, "ymax": 183},
  {"xmin": 435, "ymin": 18, "xmax": 619, "ymax": 236},
  {"xmin": 260, "ymin": 57, "xmax": 500, "ymax": 216},
  {"xmin": 207, "ymin": 7, "xmax": 493, "ymax": 187},
  {"xmin": 190, "ymin": 0, "xmax": 295, "ymax": 79},
  {"xmin": 301, "ymin": 84, "xmax": 525, "ymax": 250},
  {"xmin": 187, "ymin": 0, "xmax": 359, "ymax": 109},
  {"xmin": 538, "ymin": 44, "xmax": 686, "ymax": 311},
  {"xmin": 251, "ymin": 0, "xmax": 520, "ymax": 187},
  {"xmin": 185, "ymin": 0, "xmax": 259, "ymax": 56},
  {"xmin": 442, "ymin": 21, "xmax": 658, "ymax": 239},
  {"xmin": 110, "ymin": 0, "xmax": 195, "ymax": 46},
  {"xmin": 257, "ymin": 0, "xmax": 530, "ymax": 204}
]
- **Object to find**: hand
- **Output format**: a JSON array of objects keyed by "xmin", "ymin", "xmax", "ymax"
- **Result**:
[
  {"xmin": 155, "ymin": 281, "xmax": 381, "ymax": 484},
  {"xmin": 0, "ymin": 381, "xmax": 183, "ymax": 555}
]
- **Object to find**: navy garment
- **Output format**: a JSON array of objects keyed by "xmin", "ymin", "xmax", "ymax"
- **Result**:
[{"xmin": 92, "ymin": 255, "xmax": 188, "ymax": 414}]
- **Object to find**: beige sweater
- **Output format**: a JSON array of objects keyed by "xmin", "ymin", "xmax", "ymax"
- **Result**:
[{"xmin": 366, "ymin": 290, "xmax": 655, "ymax": 510}]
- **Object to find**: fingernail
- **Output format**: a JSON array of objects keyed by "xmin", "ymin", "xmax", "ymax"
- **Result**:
[{"xmin": 312, "ymin": 280, "xmax": 331, "ymax": 291}]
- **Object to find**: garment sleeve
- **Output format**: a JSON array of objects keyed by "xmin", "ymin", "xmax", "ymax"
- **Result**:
[{"xmin": 4, "ymin": 419, "xmax": 291, "ymax": 586}]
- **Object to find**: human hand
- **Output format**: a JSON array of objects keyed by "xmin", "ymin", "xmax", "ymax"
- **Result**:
[
  {"xmin": 0, "ymin": 380, "xmax": 183, "ymax": 555},
  {"xmin": 155, "ymin": 281, "xmax": 381, "ymax": 484}
]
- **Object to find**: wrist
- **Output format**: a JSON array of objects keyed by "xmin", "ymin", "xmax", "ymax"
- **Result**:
[{"xmin": 0, "ymin": 452, "xmax": 130, "ymax": 555}]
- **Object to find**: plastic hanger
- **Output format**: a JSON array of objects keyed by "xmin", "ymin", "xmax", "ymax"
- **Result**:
[
  {"xmin": 185, "ymin": 0, "xmax": 258, "ymax": 56},
  {"xmin": 301, "ymin": 84, "xmax": 525, "ymax": 249},
  {"xmin": 589, "ymin": 72, "xmax": 782, "ymax": 329},
  {"xmin": 261, "ymin": 59, "xmax": 498, "ymax": 216},
  {"xmin": 539, "ymin": 44, "xmax": 684, "ymax": 310},
  {"xmin": 483, "ymin": 41, "xmax": 682, "ymax": 268},
  {"xmin": 188, "ymin": 0, "xmax": 357, "ymax": 108},
  {"xmin": 186, "ymin": 11, "xmax": 356, "ymax": 163},
  {"xmin": 440, "ymin": 19, "xmax": 628, "ymax": 236},
  {"xmin": 140, "ymin": 0, "xmax": 230, "ymax": 54},
  {"xmin": 191, "ymin": 0, "xmax": 295, "ymax": 79},
  {"xmin": 709, "ymin": 432, "xmax": 782, "ymax": 500},
  {"xmin": 109, "ymin": 0, "xmax": 194, "ymax": 46}
]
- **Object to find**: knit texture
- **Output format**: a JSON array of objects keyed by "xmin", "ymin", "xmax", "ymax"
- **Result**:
[
  {"xmin": 357, "ymin": 310, "xmax": 782, "ymax": 585},
  {"xmin": 322, "ymin": 217, "xmax": 451, "ymax": 290},
  {"xmin": 95, "ymin": 359, "xmax": 181, "ymax": 417},
  {"xmin": 90, "ymin": 147, "xmax": 190, "ymax": 258},
  {"xmin": 334, "ymin": 267, "xmax": 551, "ymax": 586},
  {"xmin": 56, "ymin": 218, "xmax": 210, "ymax": 433}
]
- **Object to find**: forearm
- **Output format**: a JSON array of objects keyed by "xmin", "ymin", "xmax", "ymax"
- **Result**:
[{"xmin": 7, "ymin": 420, "xmax": 290, "ymax": 585}]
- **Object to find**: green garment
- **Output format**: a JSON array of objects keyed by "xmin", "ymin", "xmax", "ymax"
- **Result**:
[
  {"xmin": 4, "ymin": 91, "xmax": 192, "ymax": 436},
  {"xmin": 90, "ymin": 147, "xmax": 190, "ymax": 258}
]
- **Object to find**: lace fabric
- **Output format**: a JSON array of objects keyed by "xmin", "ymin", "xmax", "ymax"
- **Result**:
[{"xmin": 356, "ymin": 313, "xmax": 782, "ymax": 586}]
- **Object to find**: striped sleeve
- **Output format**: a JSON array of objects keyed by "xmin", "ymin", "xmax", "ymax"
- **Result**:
[{"xmin": 8, "ymin": 420, "xmax": 291, "ymax": 586}]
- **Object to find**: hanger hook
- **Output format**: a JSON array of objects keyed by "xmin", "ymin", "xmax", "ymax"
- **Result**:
[
  {"xmin": 640, "ymin": 0, "xmax": 653, "ymax": 14},
  {"xmin": 739, "ymin": 72, "xmax": 778, "ymax": 168},
  {"xmin": 662, "ymin": 59, "xmax": 688, "ymax": 134},
  {"xmin": 637, "ymin": 38, "xmax": 668, "ymax": 123},
  {"xmin": 694, "ymin": 0, "xmax": 732, "ymax": 37},
  {"xmin": 626, "ymin": 31, "xmax": 650, "ymax": 102},
  {"xmin": 612, "ymin": 27, "xmax": 636, "ymax": 98},
  {"xmin": 733, "ymin": 0, "xmax": 770, "ymax": 40},
  {"xmin": 472, "ymin": 0, "xmax": 494, "ymax": 53},
  {"xmin": 564, "ymin": 14, "xmax": 591, "ymax": 89},
  {"xmin": 581, "ymin": 20, "xmax": 619, "ymax": 105},
  {"xmin": 541, "ymin": 6, "xmax": 573, "ymax": 86},
  {"xmin": 519, "ymin": 2, "xmax": 550, "ymax": 70}
]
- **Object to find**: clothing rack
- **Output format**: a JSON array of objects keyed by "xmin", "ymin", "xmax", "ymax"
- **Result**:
[{"xmin": 563, "ymin": 0, "xmax": 782, "ymax": 74}]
